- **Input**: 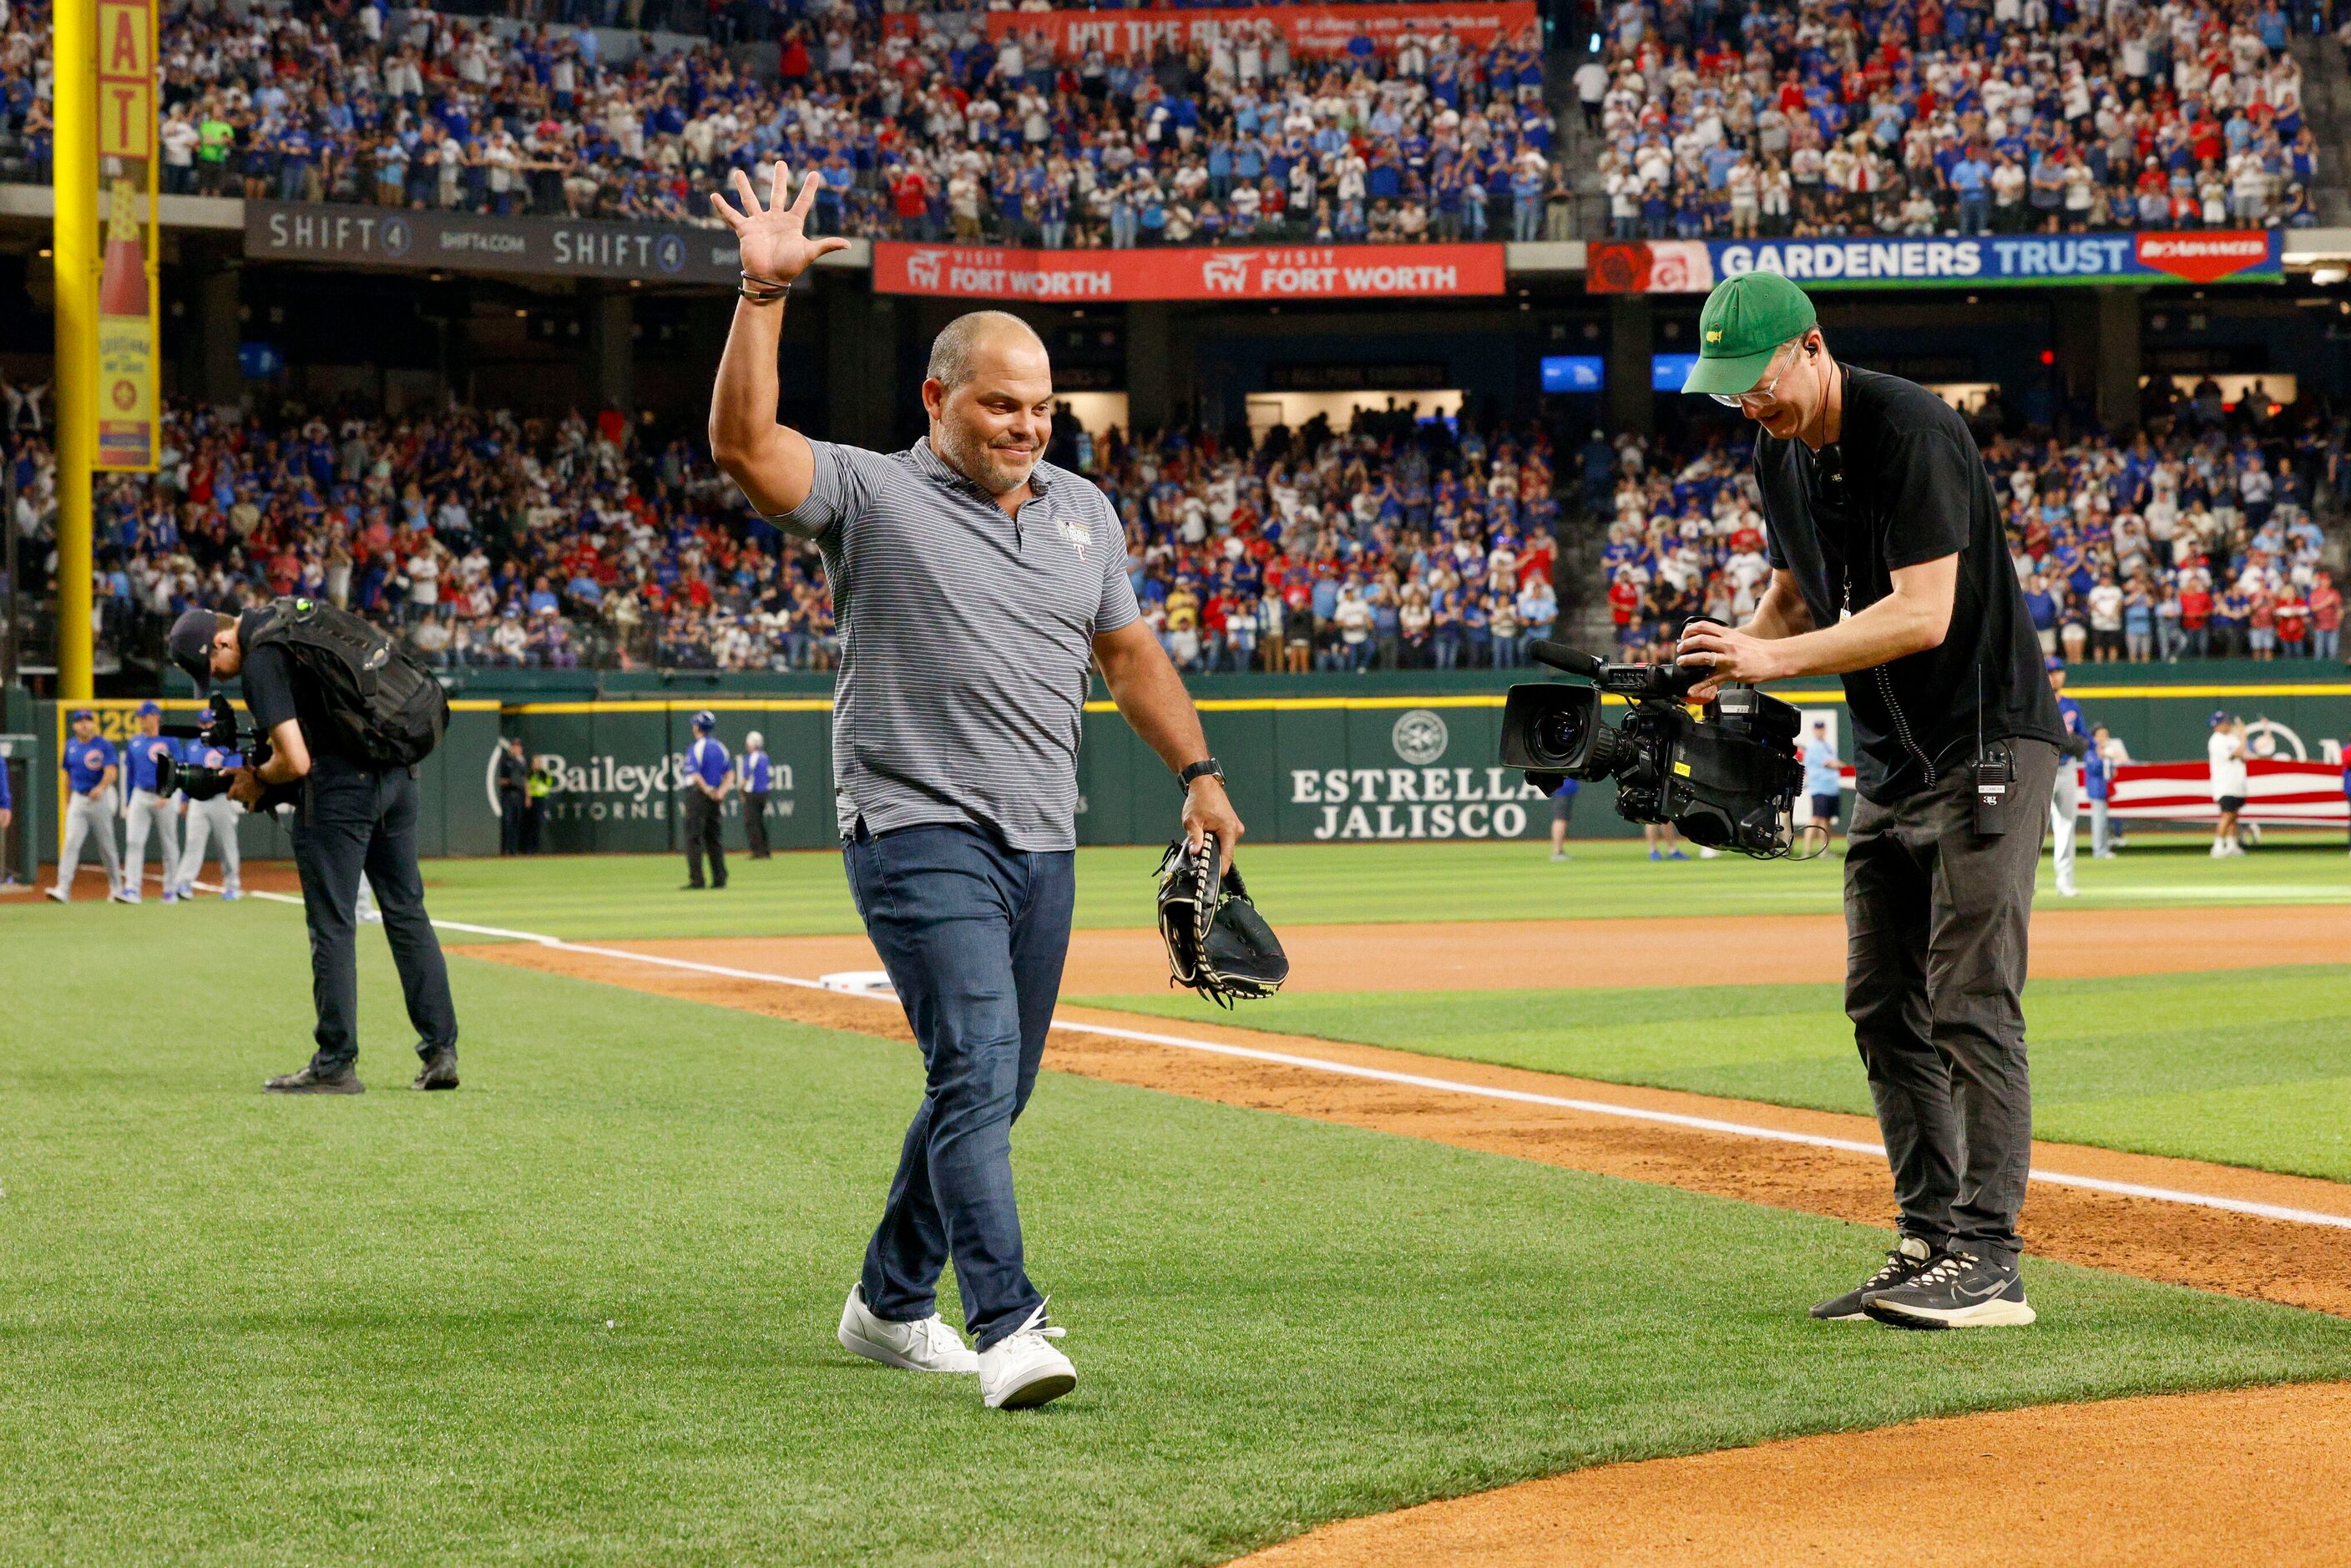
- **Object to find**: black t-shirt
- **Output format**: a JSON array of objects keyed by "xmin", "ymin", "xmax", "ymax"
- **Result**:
[
  {"xmin": 236, "ymin": 608, "xmax": 354, "ymax": 766},
  {"xmin": 1757, "ymin": 366, "xmax": 2064, "ymax": 803}
]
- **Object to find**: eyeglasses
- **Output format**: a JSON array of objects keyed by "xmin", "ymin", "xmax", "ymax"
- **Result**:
[{"xmin": 1709, "ymin": 342, "xmax": 1800, "ymax": 409}]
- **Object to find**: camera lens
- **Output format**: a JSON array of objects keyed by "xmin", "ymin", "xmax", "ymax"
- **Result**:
[{"xmin": 1532, "ymin": 704, "xmax": 1589, "ymax": 766}]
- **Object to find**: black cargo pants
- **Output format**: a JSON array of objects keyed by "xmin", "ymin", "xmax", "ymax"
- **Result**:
[
  {"xmin": 290, "ymin": 753, "xmax": 460, "ymax": 1074},
  {"xmin": 1843, "ymin": 739, "xmax": 2057, "ymax": 1269}
]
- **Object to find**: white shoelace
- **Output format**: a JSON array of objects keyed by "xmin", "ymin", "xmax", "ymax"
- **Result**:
[
  {"xmin": 1906, "ymin": 1252, "xmax": 1981, "ymax": 1289},
  {"xmin": 1003, "ymin": 1300, "xmax": 1069, "ymax": 1348}
]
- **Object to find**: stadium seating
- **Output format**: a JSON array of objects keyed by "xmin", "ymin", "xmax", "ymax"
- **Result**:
[
  {"xmin": 1581, "ymin": 0, "xmax": 2331, "ymax": 240},
  {"xmin": 1584, "ymin": 389, "xmax": 2348, "ymax": 663},
  {"xmin": 3, "ymin": 394, "xmax": 1565, "ymax": 676},
  {"xmin": 0, "ymin": 3, "xmax": 1566, "ymax": 246}
]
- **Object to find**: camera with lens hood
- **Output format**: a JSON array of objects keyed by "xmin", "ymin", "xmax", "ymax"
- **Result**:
[
  {"xmin": 1499, "ymin": 627, "xmax": 1804, "ymax": 857},
  {"xmin": 154, "ymin": 693, "xmax": 298, "ymax": 812}
]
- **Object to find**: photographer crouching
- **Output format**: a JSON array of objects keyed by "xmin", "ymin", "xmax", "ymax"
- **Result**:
[
  {"xmin": 1674, "ymin": 275, "xmax": 2065, "ymax": 1328},
  {"xmin": 169, "ymin": 601, "xmax": 461, "ymax": 1095}
]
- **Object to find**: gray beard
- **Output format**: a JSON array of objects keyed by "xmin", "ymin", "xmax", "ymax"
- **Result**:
[{"xmin": 935, "ymin": 425, "xmax": 1036, "ymax": 496}]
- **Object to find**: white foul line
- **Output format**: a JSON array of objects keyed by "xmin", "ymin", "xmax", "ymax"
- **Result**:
[{"xmin": 217, "ymin": 883, "xmax": 2351, "ymax": 1234}]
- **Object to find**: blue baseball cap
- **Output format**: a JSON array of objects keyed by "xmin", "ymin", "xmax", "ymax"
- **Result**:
[
  {"xmin": 68, "ymin": 707, "xmax": 94, "ymax": 722},
  {"xmin": 137, "ymin": 701, "xmax": 162, "ymax": 717},
  {"xmin": 2210, "ymin": 709, "xmax": 2233, "ymax": 726},
  {"xmin": 691, "ymin": 710, "xmax": 716, "ymax": 732},
  {"xmin": 2044, "ymin": 655, "xmax": 2065, "ymax": 671}
]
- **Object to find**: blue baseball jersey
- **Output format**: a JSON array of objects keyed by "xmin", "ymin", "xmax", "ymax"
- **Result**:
[
  {"xmin": 687, "ymin": 736, "xmax": 731, "ymax": 789},
  {"xmin": 2056, "ymin": 695, "xmax": 2085, "ymax": 738},
  {"xmin": 2085, "ymin": 747, "xmax": 2111, "ymax": 802},
  {"xmin": 1800, "ymin": 736, "xmax": 1843, "ymax": 797},
  {"xmin": 64, "ymin": 735, "xmax": 119, "ymax": 793},
  {"xmin": 126, "ymin": 733, "xmax": 184, "ymax": 793},
  {"xmin": 190, "ymin": 741, "xmax": 244, "ymax": 771},
  {"xmin": 741, "ymin": 751, "xmax": 773, "ymax": 792},
  {"xmin": 0, "ymin": 754, "xmax": 11, "ymax": 809}
]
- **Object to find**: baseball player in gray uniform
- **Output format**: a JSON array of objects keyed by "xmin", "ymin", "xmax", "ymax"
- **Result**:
[
  {"xmin": 120, "ymin": 701, "xmax": 185, "ymax": 903},
  {"xmin": 172, "ymin": 732, "xmax": 245, "ymax": 901},
  {"xmin": 49, "ymin": 708, "xmax": 129, "ymax": 903}
]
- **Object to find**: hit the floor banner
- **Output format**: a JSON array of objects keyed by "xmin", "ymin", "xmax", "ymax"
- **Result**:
[
  {"xmin": 872, "ymin": 242, "xmax": 1507, "ymax": 303},
  {"xmin": 1586, "ymin": 231, "xmax": 2284, "ymax": 293}
]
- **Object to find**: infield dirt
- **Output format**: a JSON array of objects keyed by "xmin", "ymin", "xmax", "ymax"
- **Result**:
[
  {"xmin": 1231, "ymin": 1381, "xmax": 2351, "ymax": 1565},
  {"xmin": 520, "ymin": 901, "xmax": 2351, "ymax": 994}
]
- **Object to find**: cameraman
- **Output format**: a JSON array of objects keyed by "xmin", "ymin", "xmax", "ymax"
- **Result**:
[
  {"xmin": 169, "ymin": 606, "xmax": 460, "ymax": 1095},
  {"xmin": 1676, "ymin": 274, "xmax": 2065, "ymax": 1329}
]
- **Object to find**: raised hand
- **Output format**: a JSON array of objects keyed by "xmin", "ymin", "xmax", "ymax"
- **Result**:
[{"xmin": 709, "ymin": 159, "xmax": 852, "ymax": 286}]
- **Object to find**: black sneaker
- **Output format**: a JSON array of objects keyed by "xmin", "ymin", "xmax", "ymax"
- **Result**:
[
  {"xmin": 1863, "ymin": 1250, "xmax": 2035, "ymax": 1329},
  {"xmin": 680, "ymin": 882, "xmax": 705, "ymax": 891},
  {"xmin": 1811, "ymin": 1236, "xmax": 1938, "ymax": 1321},
  {"xmin": 265, "ymin": 1065, "xmax": 364, "ymax": 1095},
  {"xmin": 411, "ymin": 1046, "xmax": 459, "ymax": 1091}
]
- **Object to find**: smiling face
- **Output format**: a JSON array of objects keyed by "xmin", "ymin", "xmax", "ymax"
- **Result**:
[{"xmin": 923, "ymin": 321, "xmax": 1054, "ymax": 498}]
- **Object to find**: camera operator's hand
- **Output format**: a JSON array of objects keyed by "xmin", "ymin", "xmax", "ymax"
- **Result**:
[
  {"xmin": 1676, "ymin": 620, "xmax": 1792, "ymax": 701},
  {"xmin": 228, "ymin": 766, "xmax": 266, "ymax": 809}
]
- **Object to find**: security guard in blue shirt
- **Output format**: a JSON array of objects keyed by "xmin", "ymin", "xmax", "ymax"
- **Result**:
[
  {"xmin": 122, "ymin": 701, "xmax": 186, "ymax": 904},
  {"xmin": 681, "ymin": 711, "xmax": 731, "ymax": 889},
  {"xmin": 740, "ymin": 730, "xmax": 775, "ymax": 859},
  {"xmin": 49, "ymin": 709, "xmax": 127, "ymax": 903}
]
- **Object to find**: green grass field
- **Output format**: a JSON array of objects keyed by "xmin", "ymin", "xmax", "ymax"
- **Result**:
[
  {"xmin": 7, "ymin": 907, "xmax": 2351, "ymax": 1566},
  {"xmin": 402, "ymin": 834, "xmax": 2351, "ymax": 942},
  {"xmin": 1082, "ymin": 965, "xmax": 2351, "ymax": 1184}
]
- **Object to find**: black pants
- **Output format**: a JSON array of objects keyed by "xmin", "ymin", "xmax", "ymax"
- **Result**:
[
  {"xmin": 745, "ymin": 791, "xmax": 771, "ymax": 857},
  {"xmin": 1843, "ymin": 739, "xmax": 2057, "ymax": 1267},
  {"xmin": 683, "ymin": 792, "xmax": 726, "ymax": 888},
  {"xmin": 290, "ymin": 756, "xmax": 460, "ymax": 1074},
  {"xmin": 522, "ymin": 799, "xmax": 544, "ymax": 855},
  {"xmin": 498, "ymin": 793, "xmax": 523, "ymax": 855}
]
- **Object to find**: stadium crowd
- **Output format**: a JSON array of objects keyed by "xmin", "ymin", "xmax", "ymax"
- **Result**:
[
  {"xmin": 2, "ymin": 390, "xmax": 1565, "ymax": 676},
  {"xmin": 1589, "ymin": 382, "xmax": 2351, "ymax": 663},
  {"xmin": 1582, "ymin": 0, "xmax": 2328, "ymax": 240},
  {"xmin": 0, "ymin": 1, "xmax": 1573, "ymax": 246}
]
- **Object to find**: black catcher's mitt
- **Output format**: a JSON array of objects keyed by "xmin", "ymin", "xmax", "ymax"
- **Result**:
[{"xmin": 1154, "ymin": 833, "xmax": 1289, "ymax": 1007}]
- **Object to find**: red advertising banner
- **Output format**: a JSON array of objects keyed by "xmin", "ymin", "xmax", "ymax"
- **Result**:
[
  {"xmin": 873, "ymin": 241, "xmax": 1508, "ymax": 303},
  {"xmin": 979, "ymin": 3, "xmax": 1539, "ymax": 57}
]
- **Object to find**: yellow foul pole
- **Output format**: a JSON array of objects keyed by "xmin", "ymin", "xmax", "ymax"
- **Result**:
[{"xmin": 53, "ymin": 0, "xmax": 98, "ymax": 700}]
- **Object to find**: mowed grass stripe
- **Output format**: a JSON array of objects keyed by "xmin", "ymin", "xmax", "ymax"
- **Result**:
[
  {"xmin": 397, "ymin": 840, "xmax": 2351, "ymax": 942},
  {"xmin": 1081, "ymin": 966, "xmax": 2351, "ymax": 1184},
  {"xmin": 8, "ymin": 908, "xmax": 2351, "ymax": 1565}
]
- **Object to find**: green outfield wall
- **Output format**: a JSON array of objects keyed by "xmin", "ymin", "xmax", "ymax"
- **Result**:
[{"xmin": 23, "ymin": 664, "xmax": 2351, "ymax": 860}]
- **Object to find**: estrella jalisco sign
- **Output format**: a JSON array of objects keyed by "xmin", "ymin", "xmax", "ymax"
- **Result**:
[{"xmin": 1586, "ymin": 230, "xmax": 2283, "ymax": 294}]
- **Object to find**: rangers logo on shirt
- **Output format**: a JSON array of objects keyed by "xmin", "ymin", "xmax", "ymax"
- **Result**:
[{"xmin": 1057, "ymin": 514, "xmax": 1091, "ymax": 564}]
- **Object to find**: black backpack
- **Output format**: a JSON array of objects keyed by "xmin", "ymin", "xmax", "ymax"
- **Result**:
[{"xmin": 246, "ymin": 596, "xmax": 449, "ymax": 768}]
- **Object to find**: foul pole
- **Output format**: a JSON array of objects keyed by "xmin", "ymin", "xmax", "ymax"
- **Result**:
[{"xmin": 53, "ymin": 0, "xmax": 98, "ymax": 700}]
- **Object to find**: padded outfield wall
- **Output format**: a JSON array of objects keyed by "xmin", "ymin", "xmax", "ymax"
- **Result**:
[{"xmin": 23, "ymin": 665, "xmax": 2350, "ymax": 861}]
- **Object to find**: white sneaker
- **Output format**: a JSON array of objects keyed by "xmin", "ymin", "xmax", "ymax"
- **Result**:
[
  {"xmin": 2211, "ymin": 842, "xmax": 2228, "ymax": 858},
  {"xmin": 2056, "ymin": 881, "xmax": 2077, "ymax": 898},
  {"xmin": 836, "ymin": 1284, "xmax": 978, "ymax": 1374},
  {"xmin": 978, "ymin": 1300, "xmax": 1076, "ymax": 1410},
  {"xmin": 109, "ymin": 888, "xmax": 138, "ymax": 905},
  {"xmin": 44, "ymin": 887, "xmax": 67, "ymax": 903}
]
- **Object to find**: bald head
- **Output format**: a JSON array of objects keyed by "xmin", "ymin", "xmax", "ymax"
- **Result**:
[
  {"xmin": 926, "ymin": 311, "xmax": 1047, "ymax": 392},
  {"xmin": 922, "ymin": 311, "xmax": 1054, "ymax": 499}
]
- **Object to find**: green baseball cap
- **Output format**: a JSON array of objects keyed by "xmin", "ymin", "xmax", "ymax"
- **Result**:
[{"xmin": 1681, "ymin": 272, "xmax": 1818, "ymax": 396}]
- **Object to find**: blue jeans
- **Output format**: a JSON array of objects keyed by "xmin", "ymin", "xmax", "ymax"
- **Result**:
[{"xmin": 845, "ymin": 822, "xmax": 1075, "ymax": 1350}]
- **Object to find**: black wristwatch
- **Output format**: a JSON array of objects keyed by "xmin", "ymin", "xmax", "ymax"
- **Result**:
[{"xmin": 1178, "ymin": 758, "xmax": 1225, "ymax": 789}]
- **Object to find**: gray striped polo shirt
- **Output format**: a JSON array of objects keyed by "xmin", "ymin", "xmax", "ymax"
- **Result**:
[{"xmin": 779, "ymin": 438, "xmax": 1140, "ymax": 851}]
